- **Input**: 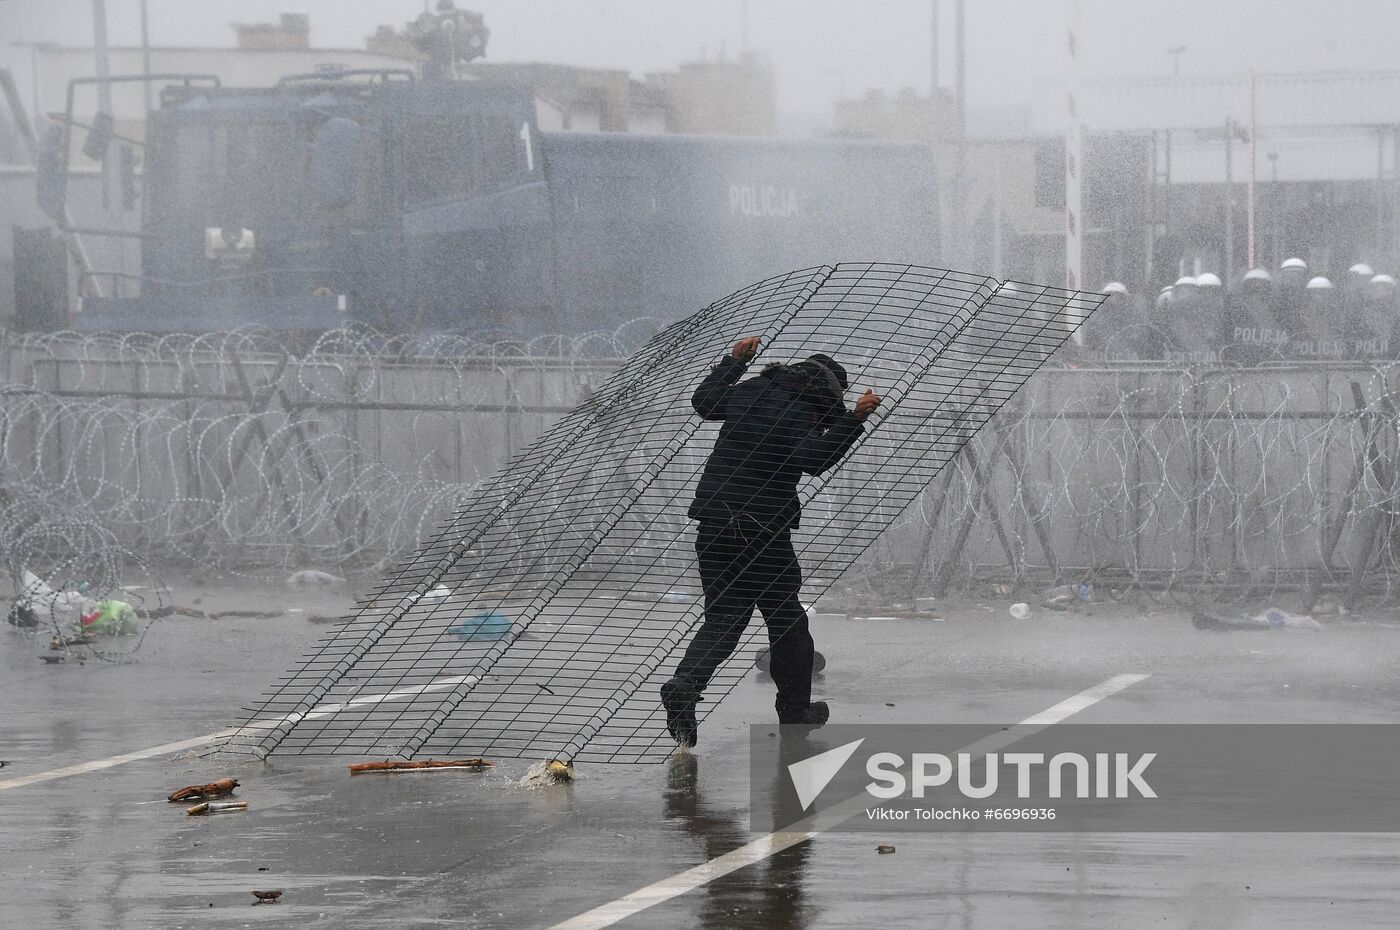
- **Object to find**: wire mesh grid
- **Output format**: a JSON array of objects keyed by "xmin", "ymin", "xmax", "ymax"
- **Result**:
[{"xmin": 216, "ymin": 264, "xmax": 1102, "ymax": 762}]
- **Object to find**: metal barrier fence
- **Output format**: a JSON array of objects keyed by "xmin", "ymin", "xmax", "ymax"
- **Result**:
[
  {"xmin": 902, "ymin": 361, "xmax": 1400, "ymax": 608},
  {"xmin": 3, "ymin": 328, "xmax": 1400, "ymax": 606},
  {"xmin": 0, "ymin": 328, "xmax": 621, "ymax": 585}
]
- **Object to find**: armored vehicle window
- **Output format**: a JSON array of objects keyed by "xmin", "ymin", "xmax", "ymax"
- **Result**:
[
  {"xmin": 167, "ymin": 120, "xmax": 285, "ymax": 222},
  {"xmin": 404, "ymin": 115, "xmax": 474, "ymax": 205},
  {"xmin": 170, "ymin": 123, "xmax": 216, "ymax": 208}
]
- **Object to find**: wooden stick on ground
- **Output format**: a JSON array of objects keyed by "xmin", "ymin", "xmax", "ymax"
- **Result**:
[{"xmin": 349, "ymin": 759, "xmax": 493, "ymax": 775}]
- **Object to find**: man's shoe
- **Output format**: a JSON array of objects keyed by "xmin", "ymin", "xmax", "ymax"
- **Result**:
[
  {"xmin": 661, "ymin": 678, "xmax": 700, "ymax": 748},
  {"xmin": 777, "ymin": 700, "xmax": 829, "ymax": 728}
]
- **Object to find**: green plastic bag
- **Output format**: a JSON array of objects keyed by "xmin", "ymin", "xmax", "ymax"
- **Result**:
[{"xmin": 80, "ymin": 599, "xmax": 139, "ymax": 636}]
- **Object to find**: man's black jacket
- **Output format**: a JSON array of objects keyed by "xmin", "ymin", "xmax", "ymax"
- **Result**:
[{"xmin": 687, "ymin": 356, "xmax": 865, "ymax": 531}]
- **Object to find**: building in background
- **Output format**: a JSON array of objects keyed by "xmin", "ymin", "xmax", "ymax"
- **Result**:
[
  {"xmin": 460, "ymin": 62, "xmax": 656, "ymax": 133},
  {"xmin": 461, "ymin": 54, "xmax": 776, "ymax": 137},
  {"xmin": 836, "ymin": 71, "xmax": 1400, "ymax": 297},
  {"xmin": 660, "ymin": 54, "xmax": 776, "ymax": 136},
  {"xmin": 833, "ymin": 86, "xmax": 1066, "ymax": 283},
  {"xmin": 833, "ymin": 86, "xmax": 955, "ymax": 143},
  {"xmin": 232, "ymin": 12, "xmax": 310, "ymax": 51}
]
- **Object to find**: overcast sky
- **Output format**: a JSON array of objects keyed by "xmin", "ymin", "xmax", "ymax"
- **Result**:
[{"xmin": 5, "ymin": 0, "xmax": 1400, "ymax": 128}]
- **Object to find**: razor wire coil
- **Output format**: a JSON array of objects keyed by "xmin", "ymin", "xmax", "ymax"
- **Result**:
[{"xmin": 4, "ymin": 323, "xmax": 1400, "ymax": 604}]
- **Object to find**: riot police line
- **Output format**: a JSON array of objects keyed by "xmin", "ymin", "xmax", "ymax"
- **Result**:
[{"xmin": 1069, "ymin": 259, "xmax": 1400, "ymax": 366}]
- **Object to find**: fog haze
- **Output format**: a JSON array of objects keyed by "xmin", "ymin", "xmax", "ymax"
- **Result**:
[{"xmin": 6, "ymin": 0, "xmax": 1400, "ymax": 131}]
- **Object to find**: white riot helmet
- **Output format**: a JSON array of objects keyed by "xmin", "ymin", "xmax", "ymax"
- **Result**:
[
  {"xmin": 1279, "ymin": 257, "xmax": 1309, "ymax": 289},
  {"xmin": 1306, "ymin": 276, "xmax": 1334, "ymax": 290},
  {"xmin": 1367, "ymin": 274, "xmax": 1397, "ymax": 302},
  {"xmin": 1195, "ymin": 272, "xmax": 1222, "ymax": 288},
  {"xmin": 1242, "ymin": 268, "xmax": 1273, "ymax": 296}
]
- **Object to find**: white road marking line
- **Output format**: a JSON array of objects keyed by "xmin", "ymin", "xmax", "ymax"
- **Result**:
[
  {"xmin": 286, "ymin": 674, "xmax": 478, "ymax": 723},
  {"xmin": 0, "ymin": 731, "xmax": 241, "ymax": 790},
  {"xmin": 548, "ymin": 672, "xmax": 1151, "ymax": 930},
  {"xmin": 0, "ymin": 674, "xmax": 479, "ymax": 792},
  {"xmin": 1019, "ymin": 673, "xmax": 1148, "ymax": 726}
]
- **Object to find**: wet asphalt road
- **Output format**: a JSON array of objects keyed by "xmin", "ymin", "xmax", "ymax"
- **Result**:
[{"xmin": 3, "ymin": 585, "xmax": 1399, "ymax": 929}]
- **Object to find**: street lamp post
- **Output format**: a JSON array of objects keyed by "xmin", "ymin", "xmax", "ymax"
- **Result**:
[{"xmin": 1268, "ymin": 151, "xmax": 1281, "ymax": 265}]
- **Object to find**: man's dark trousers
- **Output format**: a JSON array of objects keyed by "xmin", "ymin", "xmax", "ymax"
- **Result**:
[{"xmin": 674, "ymin": 518, "xmax": 813, "ymax": 716}]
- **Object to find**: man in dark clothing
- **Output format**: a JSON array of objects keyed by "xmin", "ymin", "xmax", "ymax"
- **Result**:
[{"xmin": 661, "ymin": 336, "xmax": 881, "ymax": 747}]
